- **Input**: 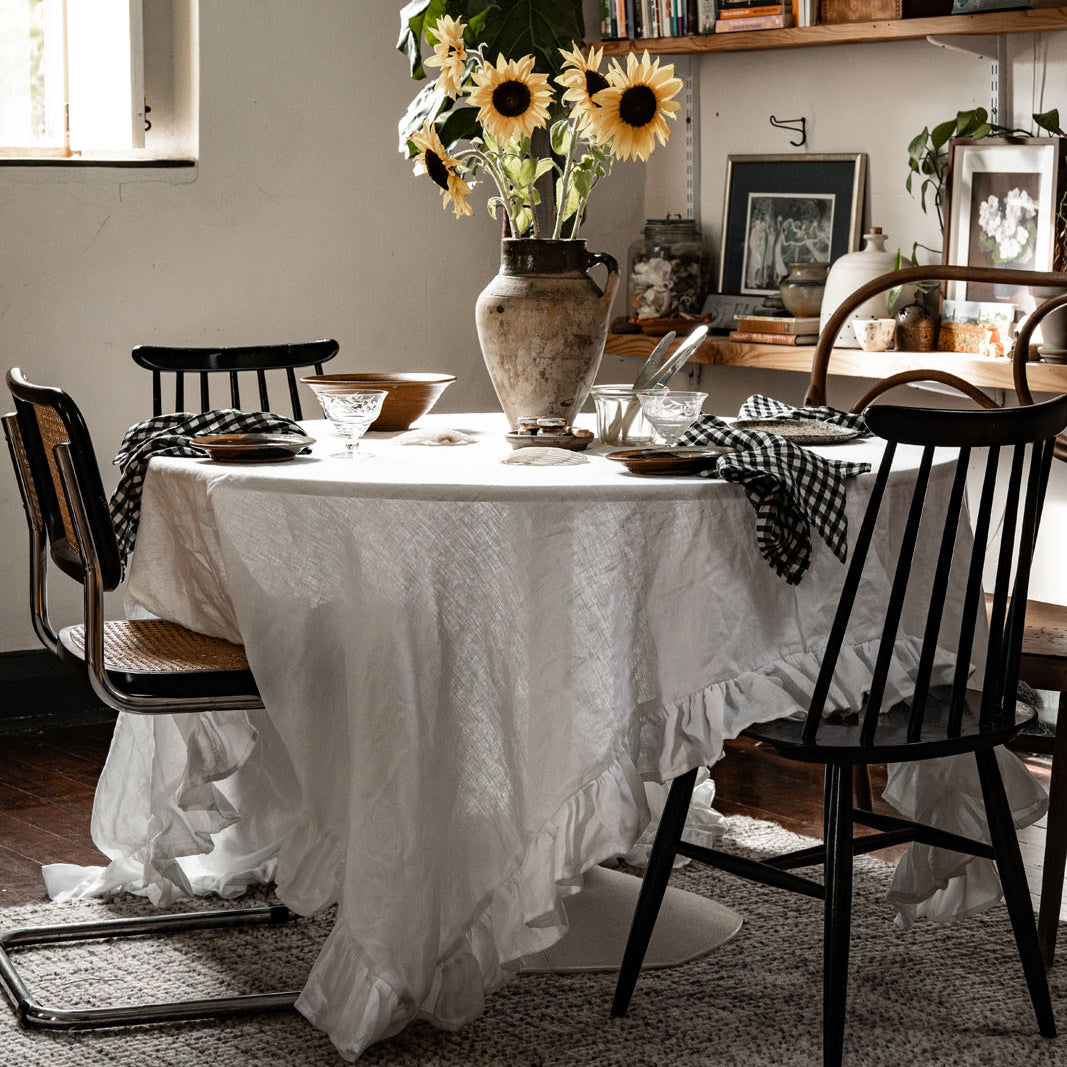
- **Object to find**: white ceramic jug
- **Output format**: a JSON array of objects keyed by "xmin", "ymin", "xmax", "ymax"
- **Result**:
[{"xmin": 819, "ymin": 228, "xmax": 897, "ymax": 349}]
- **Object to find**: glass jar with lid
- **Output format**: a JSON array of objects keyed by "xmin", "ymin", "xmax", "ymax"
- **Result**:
[{"xmin": 627, "ymin": 216, "xmax": 711, "ymax": 323}]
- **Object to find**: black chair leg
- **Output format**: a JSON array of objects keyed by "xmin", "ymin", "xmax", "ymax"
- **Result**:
[
  {"xmin": 611, "ymin": 767, "xmax": 698, "ymax": 1017},
  {"xmin": 976, "ymin": 747, "xmax": 1057, "ymax": 1037},
  {"xmin": 1038, "ymin": 692, "xmax": 1067, "ymax": 967},
  {"xmin": 823, "ymin": 763, "xmax": 854, "ymax": 1067}
]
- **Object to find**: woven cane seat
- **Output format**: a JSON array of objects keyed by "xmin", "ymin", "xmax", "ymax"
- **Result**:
[{"xmin": 58, "ymin": 619, "xmax": 258, "ymax": 699}]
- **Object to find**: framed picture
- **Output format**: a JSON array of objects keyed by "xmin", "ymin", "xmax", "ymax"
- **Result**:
[
  {"xmin": 943, "ymin": 137, "xmax": 1067, "ymax": 303},
  {"xmin": 718, "ymin": 153, "xmax": 866, "ymax": 297}
]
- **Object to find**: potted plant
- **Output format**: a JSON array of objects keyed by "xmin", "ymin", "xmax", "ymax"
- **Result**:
[{"xmin": 395, "ymin": 3, "xmax": 686, "ymax": 429}]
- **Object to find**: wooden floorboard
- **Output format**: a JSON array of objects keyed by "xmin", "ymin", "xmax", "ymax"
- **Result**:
[{"xmin": 0, "ymin": 724, "xmax": 1060, "ymax": 921}]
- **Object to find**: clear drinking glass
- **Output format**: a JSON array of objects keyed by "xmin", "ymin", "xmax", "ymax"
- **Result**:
[
  {"xmin": 318, "ymin": 391, "xmax": 388, "ymax": 458},
  {"xmin": 590, "ymin": 385, "xmax": 655, "ymax": 446},
  {"xmin": 636, "ymin": 389, "xmax": 708, "ymax": 447}
]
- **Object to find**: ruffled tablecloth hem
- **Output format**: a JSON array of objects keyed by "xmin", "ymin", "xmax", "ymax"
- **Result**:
[{"xmin": 292, "ymin": 755, "xmax": 648, "ymax": 1061}]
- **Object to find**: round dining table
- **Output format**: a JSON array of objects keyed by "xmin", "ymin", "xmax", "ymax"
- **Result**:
[{"xmin": 44, "ymin": 412, "xmax": 1048, "ymax": 1060}]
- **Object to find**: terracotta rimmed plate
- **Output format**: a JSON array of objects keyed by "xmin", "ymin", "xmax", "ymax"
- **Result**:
[
  {"xmin": 505, "ymin": 430, "xmax": 594, "ymax": 452},
  {"xmin": 189, "ymin": 433, "xmax": 315, "ymax": 463},
  {"xmin": 605, "ymin": 446, "xmax": 730, "ymax": 476},
  {"xmin": 731, "ymin": 418, "xmax": 861, "ymax": 445}
]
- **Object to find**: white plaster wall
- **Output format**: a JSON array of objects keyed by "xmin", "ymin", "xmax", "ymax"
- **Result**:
[{"xmin": 1, "ymin": 6, "xmax": 1065, "ymax": 651}]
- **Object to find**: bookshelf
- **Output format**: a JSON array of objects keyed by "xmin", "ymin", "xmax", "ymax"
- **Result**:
[
  {"xmin": 597, "ymin": 6, "xmax": 1067, "ymax": 54},
  {"xmin": 605, "ymin": 331, "xmax": 1067, "ymax": 394}
]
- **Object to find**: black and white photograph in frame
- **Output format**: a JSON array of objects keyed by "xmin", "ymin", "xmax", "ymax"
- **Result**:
[{"xmin": 719, "ymin": 154, "xmax": 866, "ymax": 298}]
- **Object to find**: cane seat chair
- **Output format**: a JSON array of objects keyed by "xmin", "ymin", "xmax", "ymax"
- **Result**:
[
  {"xmin": 613, "ymin": 394, "xmax": 1067, "ymax": 1065},
  {"xmin": 1, "ymin": 367, "xmax": 300, "ymax": 1030},
  {"xmin": 132, "ymin": 338, "xmax": 338, "ymax": 419},
  {"xmin": 808, "ymin": 263, "xmax": 1067, "ymax": 965}
]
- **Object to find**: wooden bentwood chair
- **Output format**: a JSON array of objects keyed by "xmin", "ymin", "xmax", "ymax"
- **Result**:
[
  {"xmin": 613, "ymin": 392, "xmax": 1067, "ymax": 1065},
  {"xmin": 132, "ymin": 338, "xmax": 338, "ymax": 419},
  {"xmin": 1, "ymin": 367, "xmax": 300, "ymax": 1030},
  {"xmin": 809, "ymin": 264, "xmax": 1067, "ymax": 967}
]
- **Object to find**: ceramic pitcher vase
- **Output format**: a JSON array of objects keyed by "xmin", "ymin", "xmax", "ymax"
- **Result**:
[{"xmin": 475, "ymin": 238, "xmax": 620, "ymax": 430}]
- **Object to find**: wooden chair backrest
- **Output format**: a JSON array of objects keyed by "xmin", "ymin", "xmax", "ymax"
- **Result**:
[{"xmin": 132, "ymin": 338, "xmax": 339, "ymax": 419}]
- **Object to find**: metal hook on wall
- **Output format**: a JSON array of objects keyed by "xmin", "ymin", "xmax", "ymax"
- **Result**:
[{"xmin": 769, "ymin": 115, "xmax": 806, "ymax": 147}]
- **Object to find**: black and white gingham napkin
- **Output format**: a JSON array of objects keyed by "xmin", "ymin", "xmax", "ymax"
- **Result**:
[
  {"xmin": 110, "ymin": 409, "xmax": 310, "ymax": 570},
  {"xmin": 737, "ymin": 393, "xmax": 871, "ymax": 433},
  {"xmin": 677, "ymin": 396, "xmax": 871, "ymax": 585}
]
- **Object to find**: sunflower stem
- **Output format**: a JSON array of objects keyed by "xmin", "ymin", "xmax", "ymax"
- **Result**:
[
  {"xmin": 551, "ymin": 117, "xmax": 581, "ymax": 240},
  {"xmin": 527, "ymin": 186, "xmax": 542, "ymax": 238},
  {"xmin": 455, "ymin": 148, "xmax": 518, "ymax": 236}
]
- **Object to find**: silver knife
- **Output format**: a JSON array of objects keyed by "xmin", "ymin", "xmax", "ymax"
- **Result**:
[
  {"xmin": 643, "ymin": 324, "xmax": 709, "ymax": 390},
  {"xmin": 631, "ymin": 331, "xmax": 677, "ymax": 391}
]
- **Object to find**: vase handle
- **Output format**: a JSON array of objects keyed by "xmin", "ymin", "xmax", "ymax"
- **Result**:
[{"xmin": 584, "ymin": 250, "xmax": 621, "ymax": 304}]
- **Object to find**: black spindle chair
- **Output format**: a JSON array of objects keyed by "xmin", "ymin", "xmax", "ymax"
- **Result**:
[
  {"xmin": 2, "ymin": 367, "xmax": 301, "ymax": 1030},
  {"xmin": 612, "ymin": 394, "xmax": 1067, "ymax": 1066},
  {"xmin": 132, "ymin": 339, "xmax": 338, "ymax": 419}
]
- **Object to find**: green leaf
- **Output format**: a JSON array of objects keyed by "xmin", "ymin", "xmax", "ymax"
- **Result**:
[
  {"xmin": 1035, "ymin": 108, "xmax": 1065, "ymax": 136},
  {"xmin": 513, "ymin": 206, "xmax": 533, "ymax": 236},
  {"xmin": 930, "ymin": 119, "xmax": 957, "ymax": 150},
  {"xmin": 550, "ymin": 119, "xmax": 573, "ymax": 157},
  {"xmin": 478, "ymin": 0, "xmax": 584, "ymax": 81},
  {"xmin": 436, "ymin": 105, "xmax": 482, "ymax": 150},
  {"xmin": 534, "ymin": 157, "xmax": 557, "ymax": 181},
  {"xmin": 397, "ymin": 0, "xmax": 448, "ymax": 81},
  {"xmin": 907, "ymin": 129, "xmax": 930, "ymax": 159},
  {"xmin": 397, "ymin": 81, "xmax": 447, "ymax": 154},
  {"xmin": 971, "ymin": 123, "xmax": 991, "ymax": 140}
]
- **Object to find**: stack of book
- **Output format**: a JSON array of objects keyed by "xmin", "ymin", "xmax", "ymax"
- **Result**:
[
  {"xmin": 729, "ymin": 315, "xmax": 820, "ymax": 345},
  {"xmin": 715, "ymin": 0, "xmax": 794, "ymax": 31},
  {"xmin": 600, "ymin": 0, "xmax": 713, "ymax": 39}
]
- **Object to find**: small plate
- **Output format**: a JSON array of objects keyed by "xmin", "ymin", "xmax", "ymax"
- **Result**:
[
  {"xmin": 189, "ymin": 433, "xmax": 315, "ymax": 462},
  {"xmin": 506, "ymin": 430, "xmax": 593, "ymax": 452},
  {"xmin": 606, "ymin": 446, "xmax": 730, "ymax": 475},
  {"xmin": 731, "ymin": 418, "xmax": 861, "ymax": 445}
]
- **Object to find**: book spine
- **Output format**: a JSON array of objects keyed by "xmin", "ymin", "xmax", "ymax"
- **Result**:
[
  {"xmin": 626, "ymin": 0, "xmax": 638, "ymax": 35},
  {"xmin": 729, "ymin": 330, "xmax": 818, "ymax": 344},
  {"xmin": 735, "ymin": 320, "xmax": 804, "ymax": 335},
  {"xmin": 698, "ymin": 0, "xmax": 716, "ymax": 31},
  {"xmin": 718, "ymin": 5, "xmax": 785, "ymax": 16},
  {"xmin": 715, "ymin": 12, "xmax": 793, "ymax": 29}
]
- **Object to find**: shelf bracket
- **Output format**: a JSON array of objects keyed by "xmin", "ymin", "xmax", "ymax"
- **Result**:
[{"xmin": 925, "ymin": 34, "xmax": 1009, "ymax": 125}]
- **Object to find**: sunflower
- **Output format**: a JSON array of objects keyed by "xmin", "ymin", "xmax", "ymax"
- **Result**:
[
  {"xmin": 586, "ymin": 52, "xmax": 683, "ymax": 163},
  {"xmin": 468, "ymin": 54, "xmax": 552, "ymax": 145},
  {"xmin": 555, "ymin": 44, "xmax": 610, "ymax": 130},
  {"xmin": 411, "ymin": 123, "xmax": 474, "ymax": 218},
  {"xmin": 424, "ymin": 16, "xmax": 467, "ymax": 98}
]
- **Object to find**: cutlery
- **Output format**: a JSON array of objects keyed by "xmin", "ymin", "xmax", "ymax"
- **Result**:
[
  {"xmin": 631, "ymin": 331, "xmax": 677, "ymax": 392},
  {"xmin": 644, "ymin": 324, "xmax": 710, "ymax": 391}
]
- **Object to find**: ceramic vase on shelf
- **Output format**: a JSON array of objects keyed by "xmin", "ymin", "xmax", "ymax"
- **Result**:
[
  {"xmin": 475, "ymin": 239, "xmax": 620, "ymax": 431},
  {"xmin": 779, "ymin": 261, "xmax": 829, "ymax": 318},
  {"xmin": 819, "ymin": 227, "xmax": 897, "ymax": 348}
]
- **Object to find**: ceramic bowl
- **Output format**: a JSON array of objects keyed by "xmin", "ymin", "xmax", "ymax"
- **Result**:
[
  {"xmin": 853, "ymin": 318, "xmax": 897, "ymax": 352},
  {"xmin": 300, "ymin": 373, "xmax": 456, "ymax": 431}
]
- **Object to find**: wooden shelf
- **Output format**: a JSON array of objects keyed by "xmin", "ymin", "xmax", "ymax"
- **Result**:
[
  {"xmin": 598, "ymin": 7, "xmax": 1067, "ymax": 55},
  {"xmin": 606, "ymin": 332, "xmax": 1067, "ymax": 394}
]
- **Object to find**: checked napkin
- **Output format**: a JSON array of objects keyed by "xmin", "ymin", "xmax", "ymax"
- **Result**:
[
  {"xmin": 678, "ymin": 396, "xmax": 872, "ymax": 585},
  {"xmin": 110, "ymin": 409, "xmax": 310, "ymax": 570}
]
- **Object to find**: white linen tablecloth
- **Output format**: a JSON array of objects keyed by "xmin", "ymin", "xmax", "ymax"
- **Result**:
[{"xmin": 45, "ymin": 412, "xmax": 1046, "ymax": 1060}]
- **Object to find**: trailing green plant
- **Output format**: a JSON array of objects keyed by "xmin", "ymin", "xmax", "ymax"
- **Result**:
[{"xmin": 906, "ymin": 106, "xmax": 1065, "ymax": 235}]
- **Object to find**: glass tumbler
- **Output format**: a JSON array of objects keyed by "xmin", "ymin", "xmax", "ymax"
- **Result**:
[{"xmin": 590, "ymin": 385, "xmax": 655, "ymax": 447}]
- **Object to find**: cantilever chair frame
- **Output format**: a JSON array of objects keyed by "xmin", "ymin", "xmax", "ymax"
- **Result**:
[
  {"xmin": 2, "ymin": 370, "xmax": 299, "ymax": 1030},
  {"xmin": 132, "ymin": 338, "xmax": 339, "ymax": 420},
  {"xmin": 613, "ymin": 395, "xmax": 1067, "ymax": 1065}
]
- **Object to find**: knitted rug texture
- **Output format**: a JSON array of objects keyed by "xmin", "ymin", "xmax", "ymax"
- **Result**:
[{"xmin": 2, "ymin": 815, "xmax": 1064, "ymax": 1066}]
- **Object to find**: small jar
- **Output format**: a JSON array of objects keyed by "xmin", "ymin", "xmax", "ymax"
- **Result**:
[
  {"xmin": 590, "ymin": 385, "xmax": 655, "ymax": 446},
  {"xmin": 895, "ymin": 301, "xmax": 937, "ymax": 352},
  {"xmin": 627, "ymin": 217, "xmax": 711, "ymax": 323}
]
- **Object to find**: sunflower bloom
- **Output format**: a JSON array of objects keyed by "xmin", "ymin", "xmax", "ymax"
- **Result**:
[
  {"xmin": 468, "ymin": 54, "xmax": 552, "ymax": 145},
  {"xmin": 411, "ymin": 123, "xmax": 474, "ymax": 218},
  {"xmin": 556, "ymin": 44, "xmax": 610, "ymax": 131},
  {"xmin": 424, "ymin": 16, "xmax": 467, "ymax": 98},
  {"xmin": 586, "ymin": 52, "xmax": 683, "ymax": 162}
]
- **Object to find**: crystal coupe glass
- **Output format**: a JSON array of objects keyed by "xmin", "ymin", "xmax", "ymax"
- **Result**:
[
  {"xmin": 636, "ymin": 389, "xmax": 708, "ymax": 447},
  {"xmin": 318, "ymin": 390, "xmax": 388, "ymax": 458}
]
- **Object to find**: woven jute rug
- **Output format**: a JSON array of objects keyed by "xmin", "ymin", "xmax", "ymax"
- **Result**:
[{"xmin": 2, "ymin": 816, "xmax": 1065, "ymax": 1066}]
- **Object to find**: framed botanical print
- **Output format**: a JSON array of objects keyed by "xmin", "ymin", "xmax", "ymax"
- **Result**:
[
  {"xmin": 943, "ymin": 137, "xmax": 1067, "ymax": 303},
  {"xmin": 718, "ymin": 154, "xmax": 866, "ymax": 297}
]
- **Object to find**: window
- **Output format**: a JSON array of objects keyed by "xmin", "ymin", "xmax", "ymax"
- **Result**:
[{"xmin": 0, "ymin": 0, "xmax": 195, "ymax": 163}]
